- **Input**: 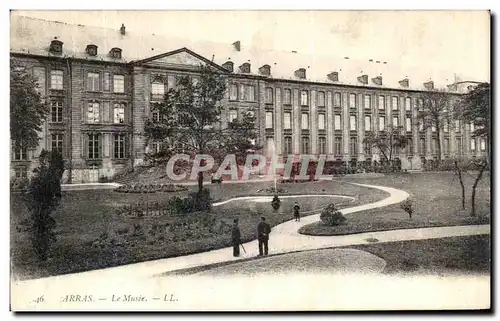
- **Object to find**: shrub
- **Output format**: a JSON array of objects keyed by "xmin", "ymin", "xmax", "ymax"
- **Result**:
[
  {"xmin": 320, "ymin": 203, "xmax": 346, "ymax": 226},
  {"xmin": 188, "ymin": 189, "xmax": 212, "ymax": 212},
  {"xmin": 400, "ymin": 199, "xmax": 414, "ymax": 219},
  {"xmin": 10, "ymin": 177, "xmax": 30, "ymax": 191}
]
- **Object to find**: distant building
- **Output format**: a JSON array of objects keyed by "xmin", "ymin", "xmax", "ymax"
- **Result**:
[{"xmin": 10, "ymin": 15, "xmax": 487, "ymax": 182}]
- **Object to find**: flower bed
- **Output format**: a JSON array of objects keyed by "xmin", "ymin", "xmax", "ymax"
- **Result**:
[{"xmin": 114, "ymin": 183, "xmax": 188, "ymax": 194}]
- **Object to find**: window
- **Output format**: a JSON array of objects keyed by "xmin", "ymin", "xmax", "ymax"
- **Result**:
[
  {"xmin": 113, "ymin": 103, "xmax": 125, "ymax": 124},
  {"xmin": 318, "ymin": 137, "xmax": 326, "ymax": 154},
  {"xmin": 334, "ymin": 114, "xmax": 341, "ymax": 130},
  {"xmin": 432, "ymin": 138, "xmax": 437, "ymax": 154},
  {"xmin": 405, "ymin": 97, "xmax": 411, "ymax": 111},
  {"xmin": 151, "ymin": 81, "xmax": 165, "ymax": 100},
  {"xmin": 364, "ymin": 95, "xmax": 371, "ymax": 109},
  {"xmin": 284, "ymin": 137, "xmax": 292, "ymax": 155},
  {"xmin": 51, "ymin": 133, "xmax": 63, "ymax": 153},
  {"xmin": 443, "ymin": 121, "xmax": 449, "ymax": 133},
  {"xmin": 50, "ymin": 70, "xmax": 63, "ymax": 90},
  {"xmin": 418, "ymin": 99, "xmax": 424, "ymax": 111},
  {"xmin": 113, "ymin": 75, "xmax": 125, "ymax": 93},
  {"xmin": 229, "ymin": 109, "xmax": 238, "ymax": 123},
  {"xmin": 300, "ymin": 90, "xmax": 308, "ymax": 106},
  {"xmin": 301, "ymin": 137, "xmax": 310, "ymax": 154},
  {"xmin": 87, "ymin": 102, "xmax": 100, "ymax": 123},
  {"xmin": 407, "ymin": 138, "xmax": 414, "ymax": 154},
  {"xmin": 406, "ymin": 117, "xmax": 412, "ymax": 132},
  {"xmin": 455, "ymin": 120, "xmax": 461, "ymax": 133},
  {"xmin": 152, "ymin": 111, "xmax": 160, "ymax": 123},
  {"xmin": 470, "ymin": 122, "xmax": 475, "ymax": 133},
  {"xmin": 470, "ymin": 139, "xmax": 476, "ymax": 151},
  {"xmin": 111, "ymin": 48, "xmax": 122, "ymax": 59},
  {"xmin": 229, "ymin": 84, "xmax": 238, "ymax": 100},
  {"xmin": 432, "ymin": 124, "xmax": 436, "ymax": 132},
  {"xmin": 350, "ymin": 137, "xmax": 357, "ymax": 155},
  {"xmin": 284, "ymin": 89, "xmax": 291, "ymax": 105},
  {"xmin": 480, "ymin": 138, "xmax": 486, "ymax": 151},
  {"xmin": 265, "ymin": 111, "xmax": 273, "ymax": 129},
  {"xmin": 283, "ymin": 112, "xmax": 292, "ymax": 129},
  {"xmin": 379, "ymin": 96, "xmax": 385, "ymax": 110},
  {"xmin": 88, "ymin": 134, "xmax": 100, "ymax": 159},
  {"xmin": 151, "ymin": 141, "xmax": 161, "ymax": 154},
  {"xmin": 365, "ymin": 115, "xmax": 371, "ymax": 131},
  {"xmin": 266, "ymin": 137, "xmax": 275, "ymax": 152},
  {"xmin": 13, "ymin": 144, "xmax": 27, "ymax": 160},
  {"xmin": 444, "ymin": 138, "xmax": 450, "ymax": 154},
  {"xmin": 114, "ymin": 134, "xmax": 126, "ymax": 159},
  {"xmin": 301, "ymin": 113, "xmax": 309, "ymax": 130},
  {"xmin": 392, "ymin": 96, "xmax": 399, "ymax": 110},
  {"xmin": 168, "ymin": 75, "xmax": 177, "ymax": 90},
  {"xmin": 265, "ymin": 87, "xmax": 274, "ymax": 104},
  {"xmin": 334, "ymin": 137, "xmax": 342, "ymax": 155},
  {"xmin": 334, "ymin": 92, "xmax": 341, "ymax": 107},
  {"xmin": 364, "ymin": 142, "xmax": 372, "ymax": 155},
  {"xmin": 87, "ymin": 72, "xmax": 100, "ymax": 91},
  {"xmin": 419, "ymin": 121, "xmax": 424, "ymax": 132},
  {"xmin": 103, "ymin": 72, "xmax": 110, "ymax": 91},
  {"xmin": 393, "ymin": 116, "xmax": 399, "ymax": 128},
  {"xmin": 456, "ymin": 138, "xmax": 462, "ymax": 154},
  {"xmin": 318, "ymin": 114, "xmax": 325, "ymax": 130},
  {"xmin": 379, "ymin": 116, "xmax": 386, "ymax": 131},
  {"xmin": 420, "ymin": 138, "xmax": 426, "ymax": 154},
  {"xmin": 350, "ymin": 115, "xmax": 356, "ymax": 131},
  {"xmin": 51, "ymin": 101, "xmax": 63, "ymax": 123},
  {"xmin": 246, "ymin": 85, "xmax": 255, "ymax": 101},
  {"xmin": 349, "ymin": 93, "xmax": 356, "ymax": 108},
  {"xmin": 14, "ymin": 167, "xmax": 27, "ymax": 179},
  {"xmin": 317, "ymin": 91, "xmax": 325, "ymax": 107}
]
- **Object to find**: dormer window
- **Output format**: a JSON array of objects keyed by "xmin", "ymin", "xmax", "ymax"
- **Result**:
[
  {"xmin": 86, "ymin": 44, "xmax": 98, "ymax": 56},
  {"xmin": 110, "ymin": 48, "xmax": 122, "ymax": 59},
  {"xmin": 295, "ymin": 68, "xmax": 306, "ymax": 79},
  {"xmin": 50, "ymin": 40, "xmax": 63, "ymax": 55},
  {"xmin": 239, "ymin": 63, "xmax": 251, "ymax": 73},
  {"xmin": 259, "ymin": 64, "xmax": 271, "ymax": 76}
]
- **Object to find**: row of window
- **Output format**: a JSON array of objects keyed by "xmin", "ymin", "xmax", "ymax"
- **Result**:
[
  {"xmin": 87, "ymin": 102, "xmax": 126, "ymax": 124},
  {"xmin": 12, "ymin": 134, "xmax": 64, "ymax": 161},
  {"xmin": 47, "ymin": 70, "xmax": 126, "ymax": 93},
  {"xmin": 87, "ymin": 134, "xmax": 128, "ymax": 159},
  {"xmin": 274, "ymin": 136, "xmax": 484, "ymax": 156},
  {"xmin": 228, "ymin": 84, "xmax": 257, "ymax": 102},
  {"xmin": 255, "ymin": 87, "xmax": 431, "ymax": 111}
]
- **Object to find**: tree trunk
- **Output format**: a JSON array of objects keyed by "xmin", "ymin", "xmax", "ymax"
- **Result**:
[
  {"xmin": 436, "ymin": 127, "xmax": 442, "ymax": 163},
  {"xmin": 197, "ymin": 171, "xmax": 204, "ymax": 194},
  {"xmin": 471, "ymin": 161, "xmax": 487, "ymax": 217},
  {"xmin": 454, "ymin": 161, "xmax": 466, "ymax": 210}
]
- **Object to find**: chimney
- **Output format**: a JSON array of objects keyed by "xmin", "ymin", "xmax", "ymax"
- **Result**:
[
  {"xmin": 239, "ymin": 62, "xmax": 251, "ymax": 73},
  {"xmin": 232, "ymin": 41, "xmax": 241, "ymax": 51},
  {"xmin": 372, "ymin": 76, "xmax": 383, "ymax": 86},
  {"xmin": 399, "ymin": 78, "xmax": 409, "ymax": 88},
  {"xmin": 120, "ymin": 23, "xmax": 126, "ymax": 35},
  {"xmin": 222, "ymin": 61, "xmax": 234, "ymax": 72},
  {"xmin": 294, "ymin": 68, "xmax": 306, "ymax": 79},
  {"xmin": 423, "ymin": 80, "xmax": 434, "ymax": 90},
  {"xmin": 259, "ymin": 64, "xmax": 271, "ymax": 76},
  {"xmin": 327, "ymin": 71, "xmax": 339, "ymax": 82},
  {"xmin": 357, "ymin": 74, "xmax": 368, "ymax": 84}
]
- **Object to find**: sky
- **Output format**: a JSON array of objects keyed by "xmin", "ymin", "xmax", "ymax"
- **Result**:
[{"xmin": 11, "ymin": 10, "xmax": 490, "ymax": 82}]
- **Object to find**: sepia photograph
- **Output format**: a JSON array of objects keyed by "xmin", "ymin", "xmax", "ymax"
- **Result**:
[{"xmin": 8, "ymin": 9, "xmax": 491, "ymax": 311}]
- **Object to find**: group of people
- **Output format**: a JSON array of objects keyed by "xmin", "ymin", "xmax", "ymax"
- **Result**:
[{"xmin": 231, "ymin": 201, "xmax": 301, "ymax": 257}]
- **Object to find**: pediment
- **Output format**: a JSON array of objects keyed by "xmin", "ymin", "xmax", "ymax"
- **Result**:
[{"xmin": 137, "ymin": 48, "xmax": 227, "ymax": 73}]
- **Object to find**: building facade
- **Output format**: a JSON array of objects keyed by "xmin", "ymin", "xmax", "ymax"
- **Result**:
[{"xmin": 10, "ymin": 16, "xmax": 487, "ymax": 182}]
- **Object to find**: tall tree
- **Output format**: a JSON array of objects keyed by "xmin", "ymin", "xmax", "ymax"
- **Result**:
[
  {"xmin": 144, "ymin": 64, "xmax": 259, "ymax": 193},
  {"xmin": 417, "ymin": 89, "xmax": 453, "ymax": 163},
  {"xmin": 363, "ymin": 125, "xmax": 408, "ymax": 170},
  {"xmin": 10, "ymin": 58, "xmax": 49, "ymax": 151},
  {"xmin": 456, "ymin": 82, "xmax": 491, "ymax": 162}
]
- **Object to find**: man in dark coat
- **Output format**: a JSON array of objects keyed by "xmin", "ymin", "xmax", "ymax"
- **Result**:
[
  {"xmin": 232, "ymin": 218, "xmax": 241, "ymax": 257},
  {"xmin": 293, "ymin": 201, "xmax": 300, "ymax": 222},
  {"xmin": 257, "ymin": 216, "xmax": 271, "ymax": 256}
]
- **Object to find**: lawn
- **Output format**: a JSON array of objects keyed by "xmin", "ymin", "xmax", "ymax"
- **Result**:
[
  {"xmin": 10, "ymin": 180, "xmax": 386, "ymax": 280},
  {"xmin": 350, "ymin": 235, "xmax": 491, "ymax": 275},
  {"xmin": 299, "ymin": 172, "xmax": 490, "ymax": 236}
]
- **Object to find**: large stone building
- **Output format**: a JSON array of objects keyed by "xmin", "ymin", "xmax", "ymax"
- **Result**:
[{"xmin": 10, "ymin": 15, "xmax": 487, "ymax": 183}]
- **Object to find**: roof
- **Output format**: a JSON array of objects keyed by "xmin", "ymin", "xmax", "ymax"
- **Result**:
[{"xmin": 10, "ymin": 14, "xmax": 479, "ymax": 92}]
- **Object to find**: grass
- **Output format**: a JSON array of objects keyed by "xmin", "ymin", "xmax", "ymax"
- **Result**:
[
  {"xmin": 10, "ymin": 180, "xmax": 385, "ymax": 280},
  {"xmin": 350, "ymin": 235, "xmax": 491, "ymax": 275},
  {"xmin": 163, "ymin": 235, "xmax": 490, "ymax": 277},
  {"xmin": 299, "ymin": 172, "xmax": 490, "ymax": 236}
]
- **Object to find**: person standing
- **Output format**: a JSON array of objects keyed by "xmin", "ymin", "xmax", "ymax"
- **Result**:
[
  {"xmin": 257, "ymin": 216, "xmax": 271, "ymax": 256},
  {"xmin": 293, "ymin": 201, "xmax": 301, "ymax": 222},
  {"xmin": 232, "ymin": 218, "xmax": 241, "ymax": 257}
]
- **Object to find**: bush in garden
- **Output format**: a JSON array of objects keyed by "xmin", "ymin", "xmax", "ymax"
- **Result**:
[
  {"xmin": 189, "ymin": 189, "xmax": 212, "ymax": 212},
  {"xmin": 11, "ymin": 177, "xmax": 30, "ymax": 191},
  {"xmin": 400, "ymin": 199, "xmax": 414, "ymax": 219},
  {"xmin": 320, "ymin": 203, "xmax": 346, "ymax": 226}
]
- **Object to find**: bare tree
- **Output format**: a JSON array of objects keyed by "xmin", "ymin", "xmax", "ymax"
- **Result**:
[
  {"xmin": 471, "ymin": 158, "xmax": 488, "ymax": 217},
  {"xmin": 453, "ymin": 159, "xmax": 467, "ymax": 210},
  {"xmin": 363, "ymin": 125, "xmax": 408, "ymax": 170},
  {"xmin": 417, "ymin": 89, "xmax": 453, "ymax": 163}
]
